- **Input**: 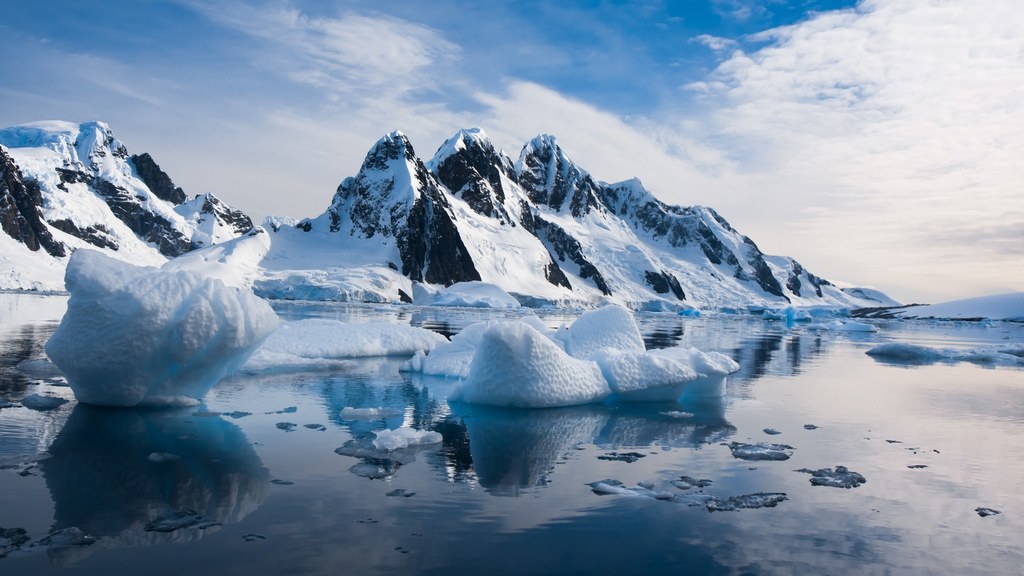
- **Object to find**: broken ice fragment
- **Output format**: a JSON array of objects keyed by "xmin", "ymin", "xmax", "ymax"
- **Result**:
[
  {"xmin": 975, "ymin": 507, "xmax": 1001, "ymax": 517},
  {"xmin": 803, "ymin": 424, "xmax": 819, "ymax": 430},
  {"xmin": 243, "ymin": 533, "xmax": 266, "ymax": 541},
  {"xmin": 795, "ymin": 466, "xmax": 867, "ymax": 488},
  {"xmin": 270, "ymin": 479, "xmax": 294, "ymax": 485},
  {"xmin": 37, "ymin": 527, "xmax": 97, "ymax": 548},
  {"xmin": 275, "ymin": 422, "xmax": 296, "ymax": 432},
  {"xmin": 671, "ymin": 476, "xmax": 713, "ymax": 490},
  {"xmin": 763, "ymin": 428, "xmax": 782, "ymax": 435},
  {"xmin": 225, "ymin": 411, "xmax": 251, "ymax": 419},
  {"xmin": 907, "ymin": 464, "xmax": 928, "ymax": 469},
  {"xmin": 728, "ymin": 442, "xmax": 794, "ymax": 461},
  {"xmin": 386, "ymin": 489, "xmax": 415, "ymax": 497},
  {"xmin": 303, "ymin": 423, "xmax": 327, "ymax": 431},
  {"xmin": 20, "ymin": 394, "xmax": 68, "ymax": 411},
  {"xmin": 597, "ymin": 452, "xmax": 646, "ymax": 463},
  {"xmin": 706, "ymin": 492, "xmax": 788, "ymax": 512},
  {"xmin": 372, "ymin": 428, "xmax": 442, "ymax": 451}
]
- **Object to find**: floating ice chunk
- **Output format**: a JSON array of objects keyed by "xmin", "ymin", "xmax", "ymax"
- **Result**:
[
  {"xmin": 431, "ymin": 281, "xmax": 520, "ymax": 309},
  {"xmin": 795, "ymin": 465, "xmax": 866, "ymax": 488},
  {"xmin": 247, "ymin": 318, "xmax": 447, "ymax": 371},
  {"xmin": 728, "ymin": 442, "xmax": 794, "ymax": 461},
  {"xmin": 835, "ymin": 320, "xmax": 878, "ymax": 332},
  {"xmin": 45, "ymin": 250, "xmax": 278, "ymax": 407},
  {"xmin": 556, "ymin": 305, "xmax": 645, "ymax": 360},
  {"xmin": 706, "ymin": 492, "xmax": 788, "ymax": 512},
  {"xmin": 661, "ymin": 411, "xmax": 694, "ymax": 419},
  {"xmin": 21, "ymin": 394, "xmax": 68, "ymax": 411},
  {"xmin": 587, "ymin": 479, "xmax": 674, "ymax": 500},
  {"xmin": 372, "ymin": 428, "xmax": 443, "ymax": 451},
  {"xmin": 449, "ymin": 321, "xmax": 611, "ymax": 408},
  {"xmin": 763, "ymin": 428, "xmax": 782, "ymax": 435},
  {"xmin": 866, "ymin": 342, "xmax": 1024, "ymax": 366},
  {"xmin": 340, "ymin": 406, "xmax": 403, "ymax": 420},
  {"xmin": 975, "ymin": 507, "xmax": 1001, "ymax": 517}
]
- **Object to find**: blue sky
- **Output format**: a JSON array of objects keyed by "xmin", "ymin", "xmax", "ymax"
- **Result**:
[{"xmin": 1, "ymin": 0, "xmax": 1021, "ymax": 303}]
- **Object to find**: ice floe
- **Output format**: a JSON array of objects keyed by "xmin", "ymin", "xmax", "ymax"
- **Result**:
[
  {"xmin": 45, "ymin": 250, "xmax": 278, "ymax": 407},
  {"xmin": 244, "ymin": 318, "xmax": 447, "ymax": 371},
  {"xmin": 20, "ymin": 393, "xmax": 68, "ymax": 411},
  {"xmin": 340, "ymin": 406, "xmax": 404, "ymax": 420},
  {"xmin": 588, "ymin": 478, "xmax": 788, "ymax": 512},
  {"xmin": 795, "ymin": 465, "xmax": 867, "ymax": 488},
  {"xmin": 728, "ymin": 442, "xmax": 794, "ymax": 461},
  {"xmin": 866, "ymin": 342, "xmax": 1024, "ymax": 366},
  {"xmin": 372, "ymin": 428, "xmax": 443, "ymax": 451}
]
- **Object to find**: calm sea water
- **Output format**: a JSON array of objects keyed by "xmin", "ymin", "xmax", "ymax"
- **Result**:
[{"xmin": 1, "ymin": 293, "xmax": 1022, "ymax": 575}]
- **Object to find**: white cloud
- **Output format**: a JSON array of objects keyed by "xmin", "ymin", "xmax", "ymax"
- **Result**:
[
  {"xmin": 184, "ymin": 2, "xmax": 460, "ymax": 97},
  {"xmin": 690, "ymin": 34, "xmax": 738, "ymax": 53},
  {"xmin": 688, "ymin": 0, "xmax": 1024, "ymax": 302}
]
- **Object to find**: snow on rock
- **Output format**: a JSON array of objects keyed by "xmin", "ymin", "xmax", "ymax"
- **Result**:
[
  {"xmin": 372, "ymin": 427, "xmax": 443, "ymax": 451},
  {"xmin": 866, "ymin": 342, "xmax": 1024, "ymax": 366},
  {"xmin": 431, "ymin": 281, "xmax": 520, "ymax": 309},
  {"xmin": 451, "ymin": 320, "xmax": 611, "ymax": 408},
  {"xmin": 44, "ymin": 250, "xmax": 279, "ymax": 407},
  {"xmin": 907, "ymin": 293, "xmax": 1024, "ymax": 321},
  {"xmin": 245, "ymin": 318, "xmax": 447, "ymax": 371}
]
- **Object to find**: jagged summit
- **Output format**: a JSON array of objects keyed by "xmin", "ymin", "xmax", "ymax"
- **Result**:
[
  {"xmin": 0, "ymin": 120, "xmax": 253, "ymax": 290},
  {"xmin": 261, "ymin": 128, "xmax": 887, "ymax": 309}
]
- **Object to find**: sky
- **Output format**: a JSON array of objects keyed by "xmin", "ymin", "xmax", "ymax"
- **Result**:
[{"xmin": 1, "ymin": 0, "xmax": 1021, "ymax": 304}]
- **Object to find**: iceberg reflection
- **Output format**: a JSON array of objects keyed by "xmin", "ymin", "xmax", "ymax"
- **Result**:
[{"xmin": 38, "ymin": 405, "xmax": 269, "ymax": 564}]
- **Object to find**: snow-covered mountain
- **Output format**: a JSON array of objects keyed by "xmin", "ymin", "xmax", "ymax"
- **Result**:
[
  {"xmin": 256, "ymin": 128, "xmax": 892, "ymax": 309},
  {"xmin": 0, "ymin": 121, "xmax": 252, "ymax": 289}
]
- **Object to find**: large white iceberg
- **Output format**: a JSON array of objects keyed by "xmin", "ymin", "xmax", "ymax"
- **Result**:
[
  {"xmin": 420, "ymin": 305, "xmax": 740, "ymax": 408},
  {"xmin": 45, "ymin": 250, "xmax": 279, "ymax": 407}
]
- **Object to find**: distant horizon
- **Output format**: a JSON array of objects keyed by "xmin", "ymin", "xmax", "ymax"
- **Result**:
[{"xmin": 2, "ymin": 0, "xmax": 1021, "ymax": 304}]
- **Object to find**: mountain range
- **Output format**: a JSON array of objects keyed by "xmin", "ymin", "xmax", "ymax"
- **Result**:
[{"xmin": 0, "ymin": 121, "xmax": 896, "ymax": 309}]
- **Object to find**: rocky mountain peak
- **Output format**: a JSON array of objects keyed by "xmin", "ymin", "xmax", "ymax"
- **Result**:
[
  {"xmin": 430, "ymin": 128, "xmax": 517, "ymax": 222},
  {"xmin": 515, "ymin": 134, "xmax": 602, "ymax": 217}
]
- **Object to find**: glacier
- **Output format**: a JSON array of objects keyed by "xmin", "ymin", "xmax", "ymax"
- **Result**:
[{"xmin": 44, "ymin": 250, "xmax": 278, "ymax": 407}]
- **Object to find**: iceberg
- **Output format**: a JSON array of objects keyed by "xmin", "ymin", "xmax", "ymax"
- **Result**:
[
  {"xmin": 450, "ymin": 320, "xmax": 612, "ymax": 408},
  {"xmin": 244, "ymin": 318, "xmax": 447, "ymax": 371},
  {"xmin": 45, "ymin": 250, "xmax": 279, "ymax": 407},
  {"xmin": 866, "ymin": 342, "xmax": 1024, "ymax": 366},
  {"xmin": 438, "ymin": 305, "xmax": 740, "ymax": 408},
  {"xmin": 430, "ymin": 281, "xmax": 521, "ymax": 309}
]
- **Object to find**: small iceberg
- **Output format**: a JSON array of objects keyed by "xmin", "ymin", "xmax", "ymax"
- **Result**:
[
  {"xmin": 416, "ymin": 305, "xmax": 738, "ymax": 408},
  {"xmin": 728, "ymin": 442, "xmax": 794, "ymax": 461},
  {"xmin": 45, "ymin": 250, "xmax": 278, "ymax": 407},
  {"xmin": 795, "ymin": 465, "xmax": 867, "ymax": 488},
  {"xmin": 866, "ymin": 342, "xmax": 1024, "ymax": 366}
]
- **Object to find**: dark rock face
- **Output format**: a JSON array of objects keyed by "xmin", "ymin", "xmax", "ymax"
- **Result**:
[
  {"xmin": 534, "ymin": 217, "xmax": 610, "ymax": 295},
  {"xmin": 130, "ymin": 153, "xmax": 186, "ymax": 205},
  {"xmin": 644, "ymin": 270, "xmax": 686, "ymax": 300},
  {"xmin": 48, "ymin": 219, "xmax": 118, "ymax": 251},
  {"xmin": 56, "ymin": 168, "xmax": 192, "ymax": 257},
  {"xmin": 432, "ymin": 132, "xmax": 515, "ymax": 224},
  {"xmin": 517, "ymin": 136, "xmax": 601, "ymax": 217},
  {"xmin": 330, "ymin": 132, "xmax": 480, "ymax": 286},
  {"xmin": 198, "ymin": 193, "xmax": 253, "ymax": 236},
  {"xmin": 0, "ymin": 148, "xmax": 65, "ymax": 257}
]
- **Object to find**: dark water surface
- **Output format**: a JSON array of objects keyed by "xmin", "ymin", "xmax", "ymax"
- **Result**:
[{"xmin": 1, "ymin": 294, "xmax": 1022, "ymax": 575}]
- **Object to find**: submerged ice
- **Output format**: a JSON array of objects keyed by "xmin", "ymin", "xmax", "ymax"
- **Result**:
[
  {"xmin": 411, "ymin": 305, "xmax": 738, "ymax": 408},
  {"xmin": 45, "ymin": 250, "xmax": 279, "ymax": 407}
]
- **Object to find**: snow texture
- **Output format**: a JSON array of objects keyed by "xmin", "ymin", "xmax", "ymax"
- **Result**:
[
  {"xmin": 44, "ymin": 250, "xmax": 279, "ymax": 407},
  {"xmin": 450, "ymin": 320, "xmax": 612, "ymax": 408}
]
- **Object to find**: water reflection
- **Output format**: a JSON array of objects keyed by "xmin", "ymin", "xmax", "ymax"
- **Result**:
[
  {"xmin": 446, "ymin": 390, "xmax": 734, "ymax": 496},
  {"xmin": 38, "ymin": 405, "xmax": 269, "ymax": 565}
]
